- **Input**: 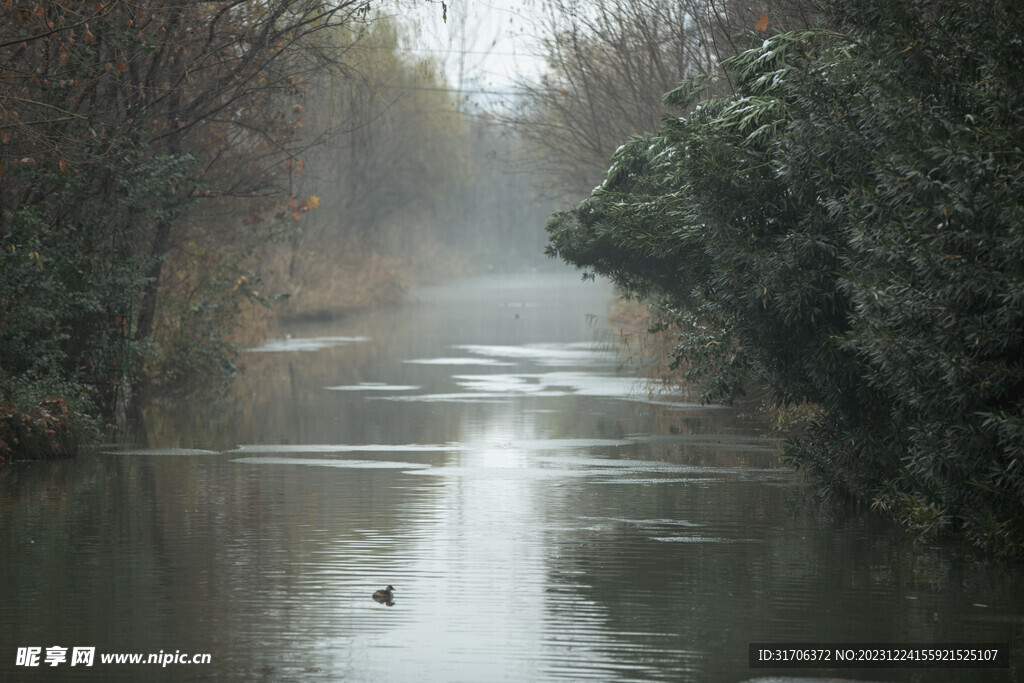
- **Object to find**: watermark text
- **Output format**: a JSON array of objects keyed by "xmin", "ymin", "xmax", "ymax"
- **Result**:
[{"xmin": 16, "ymin": 646, "xmax": 211, "ymax": 668}]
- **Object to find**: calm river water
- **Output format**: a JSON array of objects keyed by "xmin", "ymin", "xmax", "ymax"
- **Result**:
[{"xmin": 2, "ymin": 271, "xmax": 1022, "ymax": 682}]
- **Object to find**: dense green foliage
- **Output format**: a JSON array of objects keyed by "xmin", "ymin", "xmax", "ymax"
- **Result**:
[
  {"xmin": 0, "ymin": 0, "xmax": 374, "ymax": 456},
  {"xmin": 1, "ymin": 152, "xmax": 198, "ymax": 456},
  {"xmin": 546, "ymin": 0, "xmax": 1024, "ymax": 557}
]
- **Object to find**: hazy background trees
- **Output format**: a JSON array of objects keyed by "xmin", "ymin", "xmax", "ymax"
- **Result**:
[
  {"xmin": 509, "ymin": 0, "xmax": 816, "ymax": 201},
  {"xmin": 250, "ymin": 16, "xmax": 553, "ymax": 321}
]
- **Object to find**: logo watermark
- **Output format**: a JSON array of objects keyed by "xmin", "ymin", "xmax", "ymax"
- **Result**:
[{"xmin": 16, "ymin": 646, "xmax": 211, "ymax": 668}]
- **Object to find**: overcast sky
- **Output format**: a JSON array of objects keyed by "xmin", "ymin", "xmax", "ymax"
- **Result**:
[{"xmin": 396, "ymin": 0, "xmax": 549, "ymax": 105}]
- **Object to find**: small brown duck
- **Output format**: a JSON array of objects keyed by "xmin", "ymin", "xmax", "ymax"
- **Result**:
[{"xmin": 372, "ymin": 585, "xmax": 395, "ymax": 604}]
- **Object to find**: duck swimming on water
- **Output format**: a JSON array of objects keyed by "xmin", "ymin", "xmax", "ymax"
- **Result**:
[{"xmin": 372, "ymin": 585, "xmax": 395, "ymax": 604}]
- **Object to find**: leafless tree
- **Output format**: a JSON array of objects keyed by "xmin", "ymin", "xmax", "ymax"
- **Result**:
[{"xmin": 507, "ymin": 0, "xmax": 817, "ymax": 201}]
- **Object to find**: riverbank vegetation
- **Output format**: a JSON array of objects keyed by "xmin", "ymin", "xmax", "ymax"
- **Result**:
[
  {"xmin": 1, "ymin": 1, "xmax": 547, "ymax": 459},
  {"xmin": 4, "ymin": 0, "xmax": 360, "ymax": 457},
  {"xmin": 539, "ymin": 0, "xmax": 1024, "ymax": 558}
]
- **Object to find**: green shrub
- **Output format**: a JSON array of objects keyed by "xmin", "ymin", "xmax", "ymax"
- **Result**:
[{"xmin": 546, "ymin": 0, "xmax": 1024, "ymax": 558}]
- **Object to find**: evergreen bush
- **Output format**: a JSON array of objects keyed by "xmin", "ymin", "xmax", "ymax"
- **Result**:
[{"xmin": 546, "ymin": 0, "xmax": 1024, "ymax": 558}]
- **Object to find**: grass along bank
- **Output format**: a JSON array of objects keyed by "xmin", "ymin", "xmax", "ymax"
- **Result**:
[{"xmin": 230, "ymin": 236, "xmax": 483, "ymax": 347}]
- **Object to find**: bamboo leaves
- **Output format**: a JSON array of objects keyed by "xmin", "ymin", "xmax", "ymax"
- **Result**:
[{"xmin": 545, "ymin": 0, "xmax": 1024, "ymax": 559}]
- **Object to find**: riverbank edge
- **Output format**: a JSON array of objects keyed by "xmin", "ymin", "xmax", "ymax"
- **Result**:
[
  {"xmin": 0, "ymin": 398, "xmax": 92, "ymax": 464},
  {"xmin": 602, "ymin": 297, "xmax": 1024, "ymax": 564},
  {"xmin": 1, "ymin": 249, "xmax": 485, "ymax": 465},
  {"xmin": 230, "ymin": 242, "xmax": 484, "ymax": 346}
]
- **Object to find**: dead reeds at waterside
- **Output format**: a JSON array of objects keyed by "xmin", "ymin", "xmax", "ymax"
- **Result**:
[{"xmin": 0, "ymin": 399, "xmax": 89, "ymax": 463}]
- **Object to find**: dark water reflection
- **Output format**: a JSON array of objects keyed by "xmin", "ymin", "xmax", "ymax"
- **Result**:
[{"xmin": 2, "ymin": 271, "xmax": 1022, "ymax": 681}]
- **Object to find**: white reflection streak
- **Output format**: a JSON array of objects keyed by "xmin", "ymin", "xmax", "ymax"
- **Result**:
[
  {"xmin": 246, "ymin": 336, "xmax": 370, "ymax": 352},
  {"xmin": 386, "ymin": 418, "xmax": 551, "ymax": 676}
]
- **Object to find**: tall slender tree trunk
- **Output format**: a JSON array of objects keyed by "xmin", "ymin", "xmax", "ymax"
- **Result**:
[
  {"xmin": 134, "ymin": 219, "xmax": 172, "ymax": 345},
  {"xmin": 130, "ymin": 25, "xmax": 185, "ymax": 402}
]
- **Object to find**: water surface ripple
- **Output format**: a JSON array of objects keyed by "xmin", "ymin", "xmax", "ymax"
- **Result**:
[{"xmin": 2, "ymin": 272, "xmax": 1022, "ymax": 682}]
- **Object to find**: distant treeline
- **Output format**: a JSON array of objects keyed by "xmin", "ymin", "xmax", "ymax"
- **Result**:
[{"xmin": 544, "ymin": 0, "xmax": 1024, "ymax": 558}]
